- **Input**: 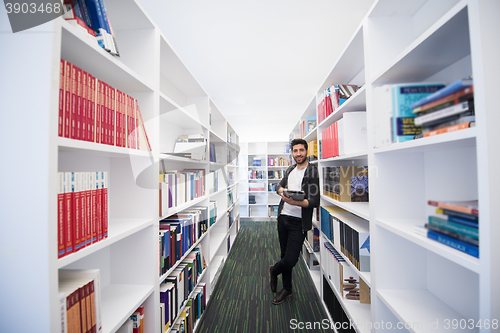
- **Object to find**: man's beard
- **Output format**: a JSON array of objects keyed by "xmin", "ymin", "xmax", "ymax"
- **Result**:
[{"xmin": 294, "ymin": 155, "xmax": 305, "ymax": 164}]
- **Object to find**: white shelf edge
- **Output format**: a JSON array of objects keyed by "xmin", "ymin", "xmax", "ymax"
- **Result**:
[
  {"xmin": 318, "ymin": 151, "xmax": 369, "ymax": 162},
  {"xmin": 376, "ymin": 289, "xmax": 478, "ymax": 333},
  {"xmin": 101, "ymin": 283, "xmax": 154, "ymax": 333},
  {"xmin": 58, "ymin": 137, "xmax": 152, "ymax": 158},
  {"xmin": 321, "ymin": 196, "xmax": 370, "ymax": 220},
  {"xmin": 58, "ymin": 218, "xmax": 154, "ymax": 268},
  {"xmin": 160, "ymin": 196, "xmax": 208, "ymax": 219}
]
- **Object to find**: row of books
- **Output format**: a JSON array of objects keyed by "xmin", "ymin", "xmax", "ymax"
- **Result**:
[
  {"xmin": 58, "ymin": 268, "xmax": 102, "ymax": 333},
  {"xmin": 209, "ymin": 143, "xmax": 217, "ymax": 163},
  {"xmin": 374, "ymin": 77, "xmax": 474, "ymax": 146},
  {"xmin": 321, "ymin": 111, "xmax": 367, "ymax": 159},
  {"xmin": 249, "ymin": 182, "xmax": 266, "ymax": 192},
  {"xmin": 317, "ymin": 84, "xmax": 360, "ymax": 124},
  {"xmin": 302, "ymin": 240, "xmax": 319, "ymax": 270},
  {"xmin": 299, "ymin": 115, "xmax": 317, "ymax": 138},
  {"xmin": 59, "ymin": 60, "xmax": 151, "ymax": 151},
  {"xmin": 268, "ymin": 183, "xmax": 278, "ymax": 192},
  {"xmin": 323, "ymin": 166, "xmax": 369, "ymax": 203},
  {"xmin": 207, "ymin": 169, "xmax": 222, "ymax": 195},
  {"xmin": 307, "ymin": 140, "xmax": 318, "ymax": 161},
  {"xmin": 249, "ymin": 157, "xmax": 262, "ymax": 166},
  {"xmin": 415, "ymin": 199, "xmax": 479, "ymax": 258},
  {"xmin": 159, "ymin": 206, "xmax": 214, "ymax": 276},
  {"xmin": 321, "ymin": 206, "xmax": 370, "ymax": 272},
  {"xmin": 63, "ymin": 0, "xmax": 119, "ymax": 56},
  {"xmin": 248, "ymin": 170, "xmax": 265, "ymax": 179},
  {"xmin": 268, "ymin": 157, "xmax": 291, "ymax": 167},
  {"xmin": 268, "ymin": 205, "xmax": 279, "ymax": 218},
  {"xmin": 268, "ymin": 170, "xmax": 285, "ymax": 180},
  {"xmin": 58, "ymin": 172, "xmax": 108, "ymax": 259},
  {"xmin": 322, "ymin": 245, "xmax": 371, "ymax": 303},
  {"xmin": 306, "ymin": 227, "xmax": 320, "ymax": 252},
  {"xmin": 227, "ymin": 188, "xmax": 234, "ymax": 207},
  {"xmin": 160, "ymin": 259, "xmax": 207, "ymax": 332},
  {"xmin": 413, "ymin": 78, "xmax": 475, "ymax": 139},
  {"xmin": 159, "ymin": 169, "xmax": 206, "ymax": 217}
]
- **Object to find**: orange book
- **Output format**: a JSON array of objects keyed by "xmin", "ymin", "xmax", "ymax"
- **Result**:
[
  {"xmin": 423, "ymin": 121, "xmax": 475, "ymax": 138},
  {"xmin": 428, "ymin": 199, "xmax": 478, "ymax": 216}
]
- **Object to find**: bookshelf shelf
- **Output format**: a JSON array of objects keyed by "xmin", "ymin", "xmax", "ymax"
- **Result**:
[
  {"xmin": 376, "ymin": 218, "xmax": 480, "ymax": 273},
  {"xmin": 57, "ymin": 218, "xmax": 155, "ymax": 269},
  {"xmin": 377, "ymin": 289, "xmax": 478, "ymax": 333},
  {"xmin": 101, "ymin": 284, "xmax": 154, "ymax": 333},
  {"xmin": 319, "ymin": 151, "xmax": 368, "ymax": 162},
  {"xmin": 317, "ymin": 86, "xmax": 367, "ymax": 129},
  {"xmin": 321, "ymin": 196, "xmax": 370, "ymax": 220},
  {"xmin": 58, "ymin": 137, "xmax": 152, "ymax": 158}
]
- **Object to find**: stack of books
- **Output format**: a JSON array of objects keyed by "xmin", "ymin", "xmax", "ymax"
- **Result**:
[
  {"xmin": 58, "ymin": 172, "xmax": 108, "ymax": 259},
  {"xmin": 415, "ymin": 199, "xmax": 479, "ymax": 258},
  {"xmin": 63, "ymin": 0, "xmax": 119, "ymax": 56},
  {"xmin": 318, "ymin": 84, "xmax": 360, "ymax": 124},
  {"xmin": 412, "ymin": 78, "xmax": 474, "ymax": 138}
]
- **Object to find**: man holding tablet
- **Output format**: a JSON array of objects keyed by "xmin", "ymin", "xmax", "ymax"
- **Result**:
[{"xmin": 269, "ymin": 138, "xmax": 320, "ymax": 305}]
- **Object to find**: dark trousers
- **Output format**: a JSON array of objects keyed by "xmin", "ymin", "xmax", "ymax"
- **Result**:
[{"xmin": 271, "ymin": 214, "xmax": 306, "ymax": 292}]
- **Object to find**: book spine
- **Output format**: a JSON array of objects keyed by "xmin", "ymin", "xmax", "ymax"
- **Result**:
[
  {"xmin": 428, "ymin": 200, "xmax": 479, "ymax": 215},
  {"xmin": 81, "ymin": 70, "xmax": 88, "ymax": 142},
  {"xmin": 426, "ymin": 229, "xmax": 479, "ymax": 258},
  {"xmin": 79, "ymin": 172, "xmax": 87, "ymax": 251},
  {"xmin": 96, "ymin": 172, "xmax": 103, "ymax": 241},
  {"xmin": 411, "ymin": 78, "xmax": 472, "ymax": 109},
  {"xmin": 90, "ymin": 172, "xmax": 97, "ymax": 243},
  {"xmin": 102, "ymin": 172, "xmax": 108, "ymax": 239},
  {"xmin": 64, "ymin": 172, "xmax": 73, "ymax": 255},
  {"xmin": 76, "ymin": 67, "xmax": 83, "ymax": 141},
  {"xmin": 414, "ymin": 86, "xmax": 474, "ymax": 114},
  {"xmin": 85, "ymin": 172, "xmax": 92, "ymax": 246},
  {"xmin": 423, "ymin": 121, "xmax": 474, "ymax": 138},
  {"xmin": 73, "ymin": 172, "xmax": 81, "ymax": 252},
  {"xmin": 59, "ymin": 59, "xmax": 65, "ymax": 137},
  {"xmin": 58, "ymin": 172, "xmax": 66, "ymax": 258}
]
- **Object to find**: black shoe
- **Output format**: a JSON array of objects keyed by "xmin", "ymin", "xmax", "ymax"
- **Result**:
[
  {"xmin": 269, "ymin": 265, "xmax": 277, "ymax": 293},
  {"xmin": 273, "ymin": 289, "xmax": 292, "ymax": 305}
]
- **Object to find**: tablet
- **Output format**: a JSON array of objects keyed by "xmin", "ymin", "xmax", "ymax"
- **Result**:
[{"xmin": 283, "ymin": 190, "xmax": 305, "ymax": 201}]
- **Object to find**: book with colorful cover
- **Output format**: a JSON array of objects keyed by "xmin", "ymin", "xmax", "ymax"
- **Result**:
[
  {"xmin": 391, "ymin": 83, "xmax": 445, "ymax": 142},
  {"xmin": 411, "ymin": 77, "xmax": 473, "ymax": 110},
  {"xmin": 428, "ymin": 199, "xmax": 478, "ymax": 216},
  {"xmin": 414, "ymin": 225, "xmax": 479, "ymax": 258},
  {"xmin": 425, "ymin": 223, "xmax": 478, "ymax": 246},
  {"xmin": 427, "ymin": 216, "xmax": 478, "ymax": 240}
]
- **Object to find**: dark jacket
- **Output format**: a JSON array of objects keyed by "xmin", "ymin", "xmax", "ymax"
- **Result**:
[{"xmin": 276, "ymin": 162, "xmax": 320, "ymax": 232}]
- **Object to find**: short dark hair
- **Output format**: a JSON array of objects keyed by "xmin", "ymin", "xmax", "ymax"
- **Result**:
[{"xmin": 290, "ymin": 138, "xmax": 308, "ymax": 151}]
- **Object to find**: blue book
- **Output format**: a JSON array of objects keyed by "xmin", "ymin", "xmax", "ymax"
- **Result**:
[
  {"xmin": 410, "ymin": 78, "xmax": 473, "ymax": 110},
  {"xmin": 415, "ymin": 226, "xmax": 479, "ymax": 258},
  {"xmin": 84, "ymin": 0, "xmax": 108, "ymax": 49},
  {"xmin": 391, "ymin": 83, "xmax": 444, "ymax": 142}
]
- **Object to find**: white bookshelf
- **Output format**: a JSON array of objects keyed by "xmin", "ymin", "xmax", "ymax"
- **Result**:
[
  {"xmin": 0, "ymin": 0, "xmax": 240, "ymax": 332},
  {"xmin": 290, "ymin": 0, "xmax": 500, "ymax": 332},
  {"xmin": 238, "ymin": 141, "xmax": 292, "ymax": 219}
]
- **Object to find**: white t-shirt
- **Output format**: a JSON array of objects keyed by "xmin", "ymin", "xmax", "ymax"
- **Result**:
[{"xmin": 281, "ymin": 166, "xmax": 306, "ymax": 218}]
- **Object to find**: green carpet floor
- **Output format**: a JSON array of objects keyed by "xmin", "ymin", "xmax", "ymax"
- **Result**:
[{"xmin": 196, "ymin": 220, "xmax": 334, "ymax": 333}]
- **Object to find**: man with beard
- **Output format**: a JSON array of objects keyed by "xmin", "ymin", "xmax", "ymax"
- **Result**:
[{"xmin": 269, "ymin": 138, "xmax": 320, "ymax": 304}]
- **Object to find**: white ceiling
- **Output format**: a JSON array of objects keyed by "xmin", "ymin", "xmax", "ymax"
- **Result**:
[{"xmin": 142, "ymin": 0, "xmax": 375, "ymax": 142}]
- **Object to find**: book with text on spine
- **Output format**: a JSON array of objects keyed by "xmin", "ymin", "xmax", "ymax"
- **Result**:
[
  {"xmin": 411, "ymin": 77, "xmax": 472, "ymax": 110},
  {"xmin": 414, "ymin": 225, "xmax": 479, "ymax": 258},
  {"xmin": 428, "ymin": 199, "xmax": 478, "ymax": 216}
]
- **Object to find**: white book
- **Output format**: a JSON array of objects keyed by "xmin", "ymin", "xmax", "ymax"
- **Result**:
[
  {"xmin": 373, "ymin": 85, "xmax": 394, "ymax": 148},
  {"xmin": 342, "ymin": 111, "xmax": 367, "ymax": 155},
  {"xmin": 59, "ymin": 292, "xmax": 67, "ymax": 333},
  {"xmin": 59, "ymin": 269, "xmax": 102, "ymax": 333}
]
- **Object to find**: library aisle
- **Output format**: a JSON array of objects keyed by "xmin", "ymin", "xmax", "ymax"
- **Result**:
[{"xmin": 196, "ymin": 221, "xmax": 333, "ymax": 333}]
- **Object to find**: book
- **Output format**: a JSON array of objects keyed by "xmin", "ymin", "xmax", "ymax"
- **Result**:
[
  {"xmin": 436, "ymin": 207, "xmax": 478, "ymax": 223},
  {"xmin": 414, "ymin": 225, "xmax": 479, "ymax": 258},
  {"xmin": 410, "ymin": 77, "xmax": 473, "ymax": 110},
  {"xmin": 422, "ymin": 120, "xmax": 475, "ymax": 138},
  {"xmin": 306, "ymin": 116, "xmax": 317, "ymax": 134},
  {"xmin": 428, "ymin": 199, "xmax": 478, "ymax": 216},
  {"xmin": 413, "ymin": 86, "xmax": 474, "ymax": 114},
  {"xmin": 425, "ymin": 221, "xmax": 478, "ymax": 245},
  {"xmin": 414, "ymin": 99, "xmax": 474, "ymax": 126},
  {"xmin": 391, "ymin": 83, "xmax": 445, "ymax": 143}
]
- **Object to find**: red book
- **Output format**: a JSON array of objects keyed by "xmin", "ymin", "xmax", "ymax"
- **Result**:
[
  {"xmin": 72, "ymin": 172, "xmax": 81, "ymax": 252},
  {"xmin": 81, "ymin": 70, "xmax": 88, "ymax": 142},
  {"xmin": 96, "ymin": 172, "xmax": 103, "ymax": 242},
  {"xmin": 64, "ymin": 61, "xmax": 72, "ymax": 138},
  {"xmin": 58, "ymin": 173, "xmax": 66, "ymax": 258},
  {"xmin": 95, "ymin": 80, "xmax": 101, "ymax": 144},
  {"xmin": 78, "ymin": 173, "xmax": 87, "ymax": 251},
  {"xmin": 76, "ymin": 67, "xmax": 83, "ymax": 141},
  {"xmin": 135, "ymin": 100, "xmax": 140, "ymax": 150},
  {"xmin": 334, "ymin": 121, "xmax": 339, "ymax": 157},
  {"xmin": 88, "ymin": 75, "xmax": 96, "ymax": 143},
  {"xmin": 85, "ymin": 173, "xmax": 92, "ymax": 247},
  {"xmin": 90, "ymin": 172, "xmax": 98, "ymax": 243},
  {"xmin": 115, "ymin": 90, "xmax": 121, "ymax": 147},
  {"xmin": 59, "ymin": 60, "xmax": 65, "ymax": 137},
  {"xmin": 110, "ymin": 86, "xmax": 116, "ymax": 146},
  {"xmin": 64, "ymin": 172, "xmax": 73, "ymax": 255},
  {"xmin": 101, "ymin": 82, "xmax": 108, "ymax": 145},
  {"xmin": 70, "ymin": 63, "xmax": 78, "ymax": 139},
  {"xmin": 101, "ymin": 172, "xmax": 108, "ymax": 239}
]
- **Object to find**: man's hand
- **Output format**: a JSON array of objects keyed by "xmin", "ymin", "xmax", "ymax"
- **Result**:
[{"xmin": 282, "ymin": 193, "xmax": 309, "ymax": 208}]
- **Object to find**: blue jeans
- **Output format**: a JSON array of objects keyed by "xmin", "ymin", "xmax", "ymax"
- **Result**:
[{"xmin": 271, "ymin": 214, "xmax": 306, "ymax": 292}]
